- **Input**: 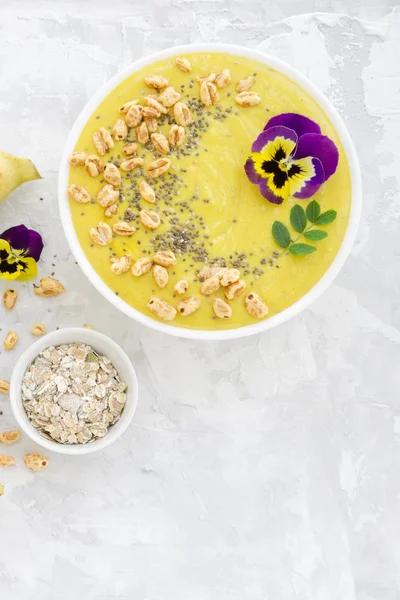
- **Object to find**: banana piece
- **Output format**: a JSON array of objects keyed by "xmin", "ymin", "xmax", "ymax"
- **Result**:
[{"xmin": 0, "ymin": 151, "xmax": 41, "ymax": 202}]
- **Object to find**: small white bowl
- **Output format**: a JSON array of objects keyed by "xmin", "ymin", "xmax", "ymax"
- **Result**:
[
  {"xmin": 9, "ymin": 328, "xmax": 138, "ymax": 455},
  {"xmin": 59, "ymin": 43, "xmax": 362, "ymax": 340}
]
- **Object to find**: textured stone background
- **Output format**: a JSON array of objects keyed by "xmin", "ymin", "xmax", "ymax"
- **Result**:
[{"xmin": 1, "ymin": 1, "xmax": 400, "ymax": 599}]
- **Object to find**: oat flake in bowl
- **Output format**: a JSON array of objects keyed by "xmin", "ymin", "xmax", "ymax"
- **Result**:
[{"xmin": 22, "ymin": 343, "xmax": 127, "ymax": 445}]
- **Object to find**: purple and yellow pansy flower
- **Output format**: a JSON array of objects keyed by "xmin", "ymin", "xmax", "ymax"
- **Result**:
[
  {"xmin": 0, "ymin": 225, "xmax": 43, "ymax": 281},
  {"xmin": 245, "ymin": 113, "xmax": 339, "ymax": 204}
]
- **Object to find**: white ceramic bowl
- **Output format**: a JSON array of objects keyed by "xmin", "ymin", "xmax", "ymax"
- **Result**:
[
  {"xmin": 59, "ymin": 43, "xmax": 362, "ymax": 341},
  {"xmin": 9, "ymin": 328, "xmax": 138, "ymax": 455}
]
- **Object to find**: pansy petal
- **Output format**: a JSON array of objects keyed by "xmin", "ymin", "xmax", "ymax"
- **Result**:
[
  {"xmin": 257, "ymin": 180, "xmax": 285, "ymax": 204},
  {"xmin": 0, "ymin": 240, "xmax": 20, "ymax": 280},
  {"xmin": 0, "ymin": 224, "xmax": 43, "ymax": 261},
  {"xmin": 0, "ymin": 238, "xmax": 12, "ymax": 258},
  {"xmin": 24, "ymin": 230, "xmax": 43, "ymax": 261},
  {"xmin": 245, "ymin": 129, "xmax": 295, "ymax": 203},
  {"xmin": 15, "ymin": 257, "xmax": 38, "ymax": 282},
  {"xmin": 244, "ymin": 157, "xmax": 263, "ymax": 184},
  {"xmin": 251, "ymin": 126, "xmax": 298, "ymax": 154},
  {"xmin": 264, "ymin": 113, "xmax": 321, "ymax": 137},
  {"xmin": 293, "ymin": 133, "xmax": 339, "ymax": 181},
  {"xmin": 247, "ymin": 152, "xmax": 279, "ymax": 181},
  {"xmin": 289, "ymin": 156, "xmax": 325, "ymax": 199},
  {"xmin": 257, "ymin": 169, "xmax": 291, "ymax": 204},
  {"xmin": 0, "ymin": 266, "xmax": 21, "ymax": 280},
  {"xmin": 0, "ymin": 225, "xmax": 30, "ymax": 250}
]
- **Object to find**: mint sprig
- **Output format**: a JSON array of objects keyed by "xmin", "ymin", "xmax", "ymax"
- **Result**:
[{"xmin": 272, "ymin": 200, "xmax": 337, "ymax": 256}]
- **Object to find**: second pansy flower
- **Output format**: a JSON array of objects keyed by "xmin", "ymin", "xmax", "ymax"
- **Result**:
[{"xmin": 0, "ymin": 225, "xmax": 43, "ymax": 281}]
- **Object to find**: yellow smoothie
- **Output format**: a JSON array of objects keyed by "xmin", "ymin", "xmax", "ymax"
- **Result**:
[{"xmin": 68, "ymin": 52, "xmax": 351, "ymax": 330}]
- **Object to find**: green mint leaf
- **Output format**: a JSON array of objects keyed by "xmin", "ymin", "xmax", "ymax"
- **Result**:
[
  {"xmin": 304, "ymin": 229, "xmax": 328, "ymax": 241},
  {"xmin": 315, "ymin": 210, "xmax": 337, "ymax": 225},
  {"xmin": 272, "ymin": 221, "xmax": 291, "ymax": 248},
  {"xmin": 290, "ymin": 204, "xmax": 307, "ymax": 233},
  {"xmin": 289, "ymin": 243, "xmax": 317, "ymax": 255},
  {"xmin": 306, "ymin": 200, "xmax": 321, "ymax": 223}
]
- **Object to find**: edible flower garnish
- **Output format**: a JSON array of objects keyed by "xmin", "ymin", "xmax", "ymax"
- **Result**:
[
  {"xmin": 0, "ymin": 225, "xmax": 43, "ymax": 281},
  {"xmin": 245, "ymin": 113, "xmax": 339, "ymax": 204}
]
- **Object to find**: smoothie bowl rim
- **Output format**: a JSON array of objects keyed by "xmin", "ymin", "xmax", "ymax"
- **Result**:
[{"xmin": 58, "ymin": 43, "xmax": 362, "ymax": 341}]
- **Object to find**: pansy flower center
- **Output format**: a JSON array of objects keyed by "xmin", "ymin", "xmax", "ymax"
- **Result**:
[
  {"xmin": 277, "ymin": 157, "xmax": 291, "ymax": 172},
  {"xmin": 10, "ymin": 247, "xmax": 27, "ymax": 261},
  {"xmin": 271, "ymin": 144, "xmax": 294, "ymax": 172}
]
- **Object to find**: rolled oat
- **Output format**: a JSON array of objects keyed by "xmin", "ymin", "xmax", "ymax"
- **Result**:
[{"xmin": 22, "ymin": 343, "xmax": 127, "ymax": 445}]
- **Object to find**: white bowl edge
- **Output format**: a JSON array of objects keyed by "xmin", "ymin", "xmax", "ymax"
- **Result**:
[
  {"xmin": 9, "ymin": 328, "xmax": 138, "ymax": 455},
  {"xmin": 58, "ymin": 43, "xmax": 362, "ymax": 341}
]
